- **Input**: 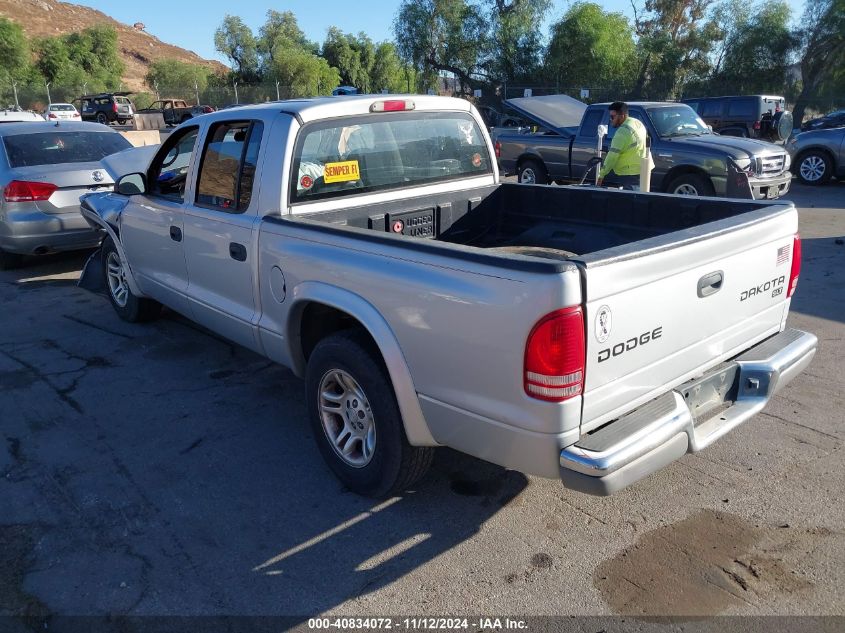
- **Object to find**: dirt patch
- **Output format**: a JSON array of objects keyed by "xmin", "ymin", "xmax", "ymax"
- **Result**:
[
  {"xmin": 0, "ymin": 525, "xmax": 50, "ymax": 617},
  {"xmin": 594, "ymin": 510, "xmax": 820, "ymax": 615}
]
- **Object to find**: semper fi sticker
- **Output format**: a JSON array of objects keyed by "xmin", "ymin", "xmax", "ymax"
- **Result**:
[{"xmin": 323, "ymin": 160, "xmax": 361, "ymax": 183}]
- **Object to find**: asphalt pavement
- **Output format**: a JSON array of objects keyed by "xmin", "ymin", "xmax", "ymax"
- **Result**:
[{"xmin": 1, "ymin": 182, "xmax": 843, "ymax": 626}]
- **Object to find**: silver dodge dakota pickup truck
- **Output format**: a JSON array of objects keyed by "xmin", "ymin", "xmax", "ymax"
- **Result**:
[{"xmin": 79, "ymin": 95, "xmax": 817, "ymax": 497}]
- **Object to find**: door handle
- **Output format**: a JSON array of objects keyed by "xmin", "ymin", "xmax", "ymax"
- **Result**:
[
  {"xmin": 697, "ymin": 271, "xmax": 723, "ymax": 298},
  {"xmin": 229, "ymin": 242, "xmax": 247, "ymax": 262},
  {"xmin": 169, "ymin": 226, "xmax": 182, "ymax": 242}
]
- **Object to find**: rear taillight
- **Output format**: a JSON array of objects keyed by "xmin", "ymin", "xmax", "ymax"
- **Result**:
[
  {"xmin": 788, "ymin": 233, "xmax": 801, "ymax": 297},
  {"xmin": 73, "ymin": 113, "xmax": 80, "ymax": 118},
  {"xmin": 3, "ymin": 180, "xmax": 58, "ymax": 202},
  {"xmin": 753, "ymin": 120, "xmax": 761, "ymax": 130},
  {"xmin": 524, "ymin": 307, "xmax": 585, "ymax": 402},
  {"xmin": 48, "ymin": 113, "xmax": 57, "ymax": 119},
  {"xmin": 495, "ymin": 141, "xmax": 501, "ymax": 158},
  {"xmin": 202, "ymin": 106, "xmax": 213, "ymax": 113},
  {"xmin": 113, "ymin": 102, "xmax": 118, "ymax": 112}
]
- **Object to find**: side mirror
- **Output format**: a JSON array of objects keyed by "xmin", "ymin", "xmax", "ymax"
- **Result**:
[{"xmin": 116, "ymin": 172, "xmax": 146, "ymax": 195}]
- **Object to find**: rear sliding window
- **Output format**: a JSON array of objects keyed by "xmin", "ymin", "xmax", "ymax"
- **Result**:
[
  {"xmin": 3, "ymin": 132, "xmax": 131, "ymax": 167},
  {"xmin": 290, "ymin": 111, "xmax": 492, "ymax": 203}
]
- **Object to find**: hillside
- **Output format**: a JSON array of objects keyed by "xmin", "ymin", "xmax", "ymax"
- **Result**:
[{"xmin": 0, "ymin": 0, "xmax": 228, "ymax": 92}]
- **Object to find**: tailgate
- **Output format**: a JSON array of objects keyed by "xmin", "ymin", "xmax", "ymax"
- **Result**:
[{"xmin": 580, "ymin": 209, "xmax": 798, "ymax": 432}]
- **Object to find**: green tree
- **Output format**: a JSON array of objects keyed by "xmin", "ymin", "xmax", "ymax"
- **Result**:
[
  {"xmin": 702, "ymin": 0, "xmax": 795, "ymax": 95},
  {"xmin": 792, "ymin": 0, "xmax": 845, "ymax": 125},
  {"xmin": 393, "ymin": 0, "xmax": 488, "ymax": 93},
  {"xmin": 631, "ymin": 0, "xmax": 722, "ymax": 99},
  {"xmin": 545, "ymin": 3, "xmax": 637, "ymax": 93},
  {"xmin": 370, "ymin": 42, "xmax": 410, "ymax": 93},
  {"xmin": 145, "ymin": 59, "xmax": 211, "ymax": 95},
  {"xmin": 268, "ymin": 49, "xmax": 340, "ymax": 97},
  {"xmin": 214, "ymin": 15, "xmax": 260, "ymax": 82},
  {"xmin": 258, "ymin": 9, "xmax": 317, "ymax": 70},
  {"xmin": 0, "ymin": 17, "xmax": 30, "ymax": 84},
  {"xmin": 488, "ymin": 0, "xmax": 551, "ymax": 83}
]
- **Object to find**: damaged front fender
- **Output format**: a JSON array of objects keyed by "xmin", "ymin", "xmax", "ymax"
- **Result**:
[{"xmin": 78, "ymin": 192, "xmax": 143, "ymax": 297}]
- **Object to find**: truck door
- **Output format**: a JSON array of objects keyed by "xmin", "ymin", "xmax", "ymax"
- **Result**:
[
  {"xmin": 120, "ymin": 125, "xmax": 199, "ymax": 316},
  {"xmin": 183, "ymin": 119, "xmax": 265, "ymax": 353},
  {"xmin": 571, "ymin": 108, "xmax": 606, "ymax": 182}
]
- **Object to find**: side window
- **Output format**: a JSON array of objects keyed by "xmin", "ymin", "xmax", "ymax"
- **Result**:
[
  {"xmin": 685, "ymin": 101, "xmax": 700, "ymax": 114},
  {"xmin": 579, "ymin": 109, "xmax": 604, "ymax": 138},
  {"xmin": 195, "ymin": 120, "xmax": 263, "ymax": 213},
  {"xmin": 727, "ymin": 99, "xmax": 755, "ymax": 117},
  {"xmin": 701, "ymin": 100, "xmax": 722, "ymax": 118},
  {"xmin": 147, "ymin": 126, "xmax": 199, "ymax": 202}
]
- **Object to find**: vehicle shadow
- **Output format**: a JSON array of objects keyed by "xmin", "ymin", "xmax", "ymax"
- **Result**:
[
  {"xmin": 2, "ymin": 250, "xmax": 91, "ymax": 284},
  {"xmin": 789, "ymin": 235, "xmax": 845, "ymax": 325}
]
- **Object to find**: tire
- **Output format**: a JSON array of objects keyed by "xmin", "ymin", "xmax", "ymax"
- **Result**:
[
  {"xmin": 517, "ymin": 159, "xmax": 548, "ymax": 185},
  {"xmin": 666, "ymin": 173, "xmax": 715, "ymax": 197},
  {"xmin": 102, "ymin": 237, "xmax": 161, "ymax": 322},
  {"xmin": 772, "ymin": 110, "xmax": 793, "ymax": 142},
  {"xmin": 96, "ymin": 112, "xmax": 108, "ymax": 125},
  {"xmin": 795, "ymin": 150, "xmax": 833, "ymax": 185},
  {"xmin": 0, "ymin": 249, "xmax": 23, "ymax": 271},
  {"xmin": 306, "ymin": 330, "xmax": 435, "ymax": 497}
]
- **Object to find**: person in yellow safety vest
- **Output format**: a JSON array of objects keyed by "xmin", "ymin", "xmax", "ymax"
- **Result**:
[{"xmin": 597, "ymin": 101, "xmax": 648, "ymax": 190}]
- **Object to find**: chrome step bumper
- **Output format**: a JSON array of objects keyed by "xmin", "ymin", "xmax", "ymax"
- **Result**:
[{"xmin": 559, "ymin": 328, "xmax": 818, "ymax": 495}]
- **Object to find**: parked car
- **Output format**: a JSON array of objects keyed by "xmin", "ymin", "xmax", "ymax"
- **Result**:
[
  {"xmin": 136, "ymin": 99, "xmax": 214, "ymax": 126},
  {"xmin": 682, "ymin": 95, "xmax": 793, "ymax": 143},
  {"xmin": 0, "ymin": 121, "xmax": 132, "ymax": 269},
  {"xmin": 77, "ymin": 96, "xmax": 815, "ymax": 497},
  {"xmin": 1, "ymin": 108, "xmax": 44, "ymax": 123},
  {"xmin": 76, "ymin": 92, "xmax": 135, "ymax": 125},
  {"xmin": 43, "ymin": 102, "xmax": 81, "ymax": 121},
  {"xmin": 332, "ymin": 86, "xmax": 359, "ymax": 96},
  {"xmin": 786, "ymin": 125, "xmax": 845, "ymax": 185},
  {"xmin": 496, "ymin": 96, "xmax": 792, "ymax": 199},
  {"xmin": 800, "ymin": 109, "xmax": 845, "ymax": 132}
]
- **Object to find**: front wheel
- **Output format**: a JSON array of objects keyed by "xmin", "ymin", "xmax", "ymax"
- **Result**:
[
  {"xmin": 666, "ymin": 173, "xmax": 715, "ymax": 197},
  {"xmin": 517, "ymin": 159, "xmax": 548, "ymax": 185},
  {"xmin": 306, "ymin": 330, "xmax": 434, "ymax": 497},
  {"xmin": 102, "ymin": 237, "xmax": 161, "ymax": 322},
  {"xmin": 795, "ymin": 150, "xmax": 833, "ymax": 185}
]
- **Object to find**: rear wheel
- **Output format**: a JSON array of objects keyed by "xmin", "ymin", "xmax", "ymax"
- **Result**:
[
  {"xmin": 96, "ymin": 112, "xmax": 108, "ymax": 125},
  {"xmin": 667, "ymin": 173, "xmax": 715, "ymax": 197},
  {"xmin": 518, "ymin": 159, "xmax": 548, "ymax": 185},
  {"xmin": 796, "ymin": 150, "xmax": 833, "ymax": 185},
  {"xmin": 306, "ymin": 330, "xmax": 434, "ymax": 497},
  {"xmin": 102, "ymin": 237, "xmax": 161, "ymax": 322}
]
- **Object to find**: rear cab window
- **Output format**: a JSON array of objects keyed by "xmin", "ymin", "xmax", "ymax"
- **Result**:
[{"xmin": 290, "ymin": 111, "xmax": 492, "ymax": 204}]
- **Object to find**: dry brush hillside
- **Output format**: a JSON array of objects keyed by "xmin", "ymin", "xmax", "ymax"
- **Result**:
[{"xmin": 0, "ymin": 0, "xmax": 228, "ymax": 91}]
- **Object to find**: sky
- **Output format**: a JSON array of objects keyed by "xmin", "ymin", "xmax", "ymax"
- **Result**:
[{"xmin": 70, "ymin": 0, "xmax": 807, "ymax": 68}]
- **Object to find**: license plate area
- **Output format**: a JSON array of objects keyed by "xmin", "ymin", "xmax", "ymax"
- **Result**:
[
  {"xmin": 384, "ymin": 208, "xmax": 437, "ymax": 239},
  {"xmin": 677, "ymin": 362, "xmax": 739, "ymax": 425}
]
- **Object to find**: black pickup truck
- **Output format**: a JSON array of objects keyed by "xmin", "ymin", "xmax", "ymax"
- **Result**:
[{"xmin": 496, "ymin": 95, "xmax": 793, "ymax": 199}]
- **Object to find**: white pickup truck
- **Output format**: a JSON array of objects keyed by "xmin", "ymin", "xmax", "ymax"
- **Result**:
[{"xmin": 79, "ymin": 95, "xmax": 817, "ymax": 497}]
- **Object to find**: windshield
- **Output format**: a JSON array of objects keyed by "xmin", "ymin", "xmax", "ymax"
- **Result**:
[
  {"xmin": 3, "ymin": 131, "xmax": 132, "ymax": 167},
  {"xmin": 291, "ymin": 111, "xmax": 492, "ymax": 203},
  {"xmin": 647, "ymin": 105, "xmax": 710, "ymax": 138}
]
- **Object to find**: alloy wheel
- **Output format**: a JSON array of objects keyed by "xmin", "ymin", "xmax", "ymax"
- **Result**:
[{"xmin": 318, "ymin": 368, "xmax": 376, "ymax": 468}]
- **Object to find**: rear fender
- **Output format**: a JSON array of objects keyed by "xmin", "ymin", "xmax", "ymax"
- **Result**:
[
  {"xmin": 78, "ymin": 192, "xmax": 143, "ymax": 296},
  {"xmin": 286, "ymin": 282, "xmax": 438, "ymax": 447}
]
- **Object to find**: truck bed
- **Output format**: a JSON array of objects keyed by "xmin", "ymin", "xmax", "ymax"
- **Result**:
[{"xmin": 294, "ymin": 182, "xmax": 791, "ymax": 265}]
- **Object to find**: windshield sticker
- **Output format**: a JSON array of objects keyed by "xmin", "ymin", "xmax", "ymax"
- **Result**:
[
  {"xmin": 472, "ymin": 153, "xmax": 482, "ymax": 167},
  {"xmin": 300, "ymin": 174, "xmax": 314, "ymax": 189},
  {"xmin": 324, "ymin": 160, "xmax": 361, "ymax": 183}
]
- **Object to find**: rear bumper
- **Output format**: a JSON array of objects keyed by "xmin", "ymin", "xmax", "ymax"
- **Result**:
[
  {"xmin": 1, "ymin": 209, "xmax": 103, "ymax": 255},
  {"xmin": 559, "ymin": 328, "xmax": 817, "ymax": 495}
]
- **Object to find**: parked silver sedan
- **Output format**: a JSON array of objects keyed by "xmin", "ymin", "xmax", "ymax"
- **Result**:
[
  {"xmin": 0, "ymin": 121, "xmax": 132, "ymax": 269},
  {"xmin": 787, "ymin": 125, "xmax": 845, "ymax": 185}
]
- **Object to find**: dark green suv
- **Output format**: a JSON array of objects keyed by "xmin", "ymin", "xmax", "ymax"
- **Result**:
[{"xmin": 682, "ymin": 95, "xmax": 793, "ymax": 143}]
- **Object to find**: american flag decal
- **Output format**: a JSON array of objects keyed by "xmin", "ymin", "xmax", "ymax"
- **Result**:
[{"xmin": 777, "ymin": 244, "xmax": 790, "ymax": 265}]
